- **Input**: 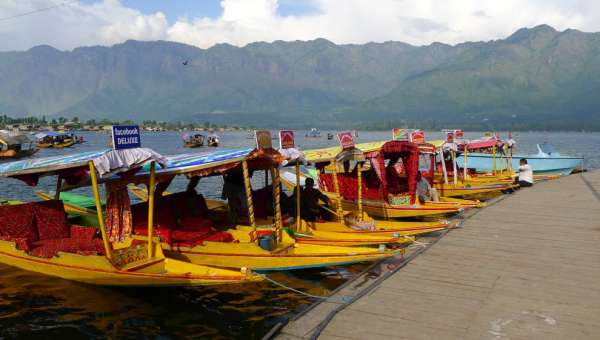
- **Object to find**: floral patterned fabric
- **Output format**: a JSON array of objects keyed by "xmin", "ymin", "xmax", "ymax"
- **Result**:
[{"xmin": 104, "ymin": 181, "xmax": 132, "ymax": 243}]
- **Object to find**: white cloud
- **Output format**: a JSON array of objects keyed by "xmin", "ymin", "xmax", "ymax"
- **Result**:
[{"xmin": 1, "ymin": 0, "xmax": 600, "ymax": 51}]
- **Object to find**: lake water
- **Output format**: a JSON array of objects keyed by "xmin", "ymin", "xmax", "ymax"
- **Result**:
[{"xmin": 0, "ymin": 130, "xmax": 597, "ymax": 339}]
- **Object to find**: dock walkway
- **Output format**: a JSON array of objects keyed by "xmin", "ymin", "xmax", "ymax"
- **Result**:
[{"xmin": 278, "ymin": 171, "xmax": 600, "ymax": 339}]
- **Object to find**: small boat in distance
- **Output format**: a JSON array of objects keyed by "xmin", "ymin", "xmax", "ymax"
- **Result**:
[
  {"xmin": 305, "ymin": 128, "xmax": 321, "ymax": 138},
  {"xmin": 182, "ymin": 133, "xmax": 205, "ymax": 148},
  {"xmin": 35, "ymin": 131, "xmax": 76, "ymax": 149},
  {"xmin": 207, "ymin": 130, "xmax": 219, "ymax": 147},
  {"xmin": 0, "ymin": 131, "xmax": 37, "ymax": 160}
]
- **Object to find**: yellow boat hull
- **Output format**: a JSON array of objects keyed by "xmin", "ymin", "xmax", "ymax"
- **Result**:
[
  {"xmin": 329, "ymin": 196, "xmax": 463, "ymax": 219},
  {"xmin": 434, "ymin": 182, "xmax": 514, "ymax": 198},
  {"xmin": 159, "ymin": 228, "xmax": 399, "ymax": 271},
  {"xmin": 311, "ymin": 219, "xmax": 449, "ymax": 237},
  {"xmin": 0, "ymin": 239, "xmax": 261, "ymax": 286}
]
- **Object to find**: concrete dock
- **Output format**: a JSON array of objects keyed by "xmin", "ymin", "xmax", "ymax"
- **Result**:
[{"xmin": 278, "ymin": 171, "xmax": 600, "ymax": 339}]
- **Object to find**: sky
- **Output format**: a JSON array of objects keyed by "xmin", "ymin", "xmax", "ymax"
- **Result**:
[{"xmin": 0, "ymin": 0, "xmax": 599, "ymax": 51}]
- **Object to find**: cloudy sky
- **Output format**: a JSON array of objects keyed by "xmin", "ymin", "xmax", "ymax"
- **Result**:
[{"xmin": 0, "ymin": 0, "xmax": 599, "ymax": 51}]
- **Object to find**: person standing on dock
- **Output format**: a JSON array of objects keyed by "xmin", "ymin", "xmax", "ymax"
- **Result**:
[{"xmin": 517, "ymin": 158, "xmax": 533, "ymax": 187}]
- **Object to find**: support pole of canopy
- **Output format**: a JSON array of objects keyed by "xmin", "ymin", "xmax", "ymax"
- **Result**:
[
  {"xmin": 492, "ymin": 145, "xmax": 497, "ymax": 175},
  {"xmin": 54, "ymin": 174, "xmax": 62, "ymax": 200},
  {"xmin": 452, "ymin": 151, "xmax": 458, "ymax": 186},
  {"xmin": 463, "ymin": 147, "xmax": 468, "ymax": 187},
  {"xmin": 499, "ymin": 145, "xmax": 504, "ymax": 176},
  {"xmin": 295, "ymin": 162, "xmax": 301, "ymax": 232},
  {"xmin": 88, "ymin": 161, "xmax": 112, "ymax": 261},
  {"xmin": 508, "ymin": 144, "xmax": 515, "ymax": 176},
  {"xmin": 440, "ymin": 149, "xmax": 448, "ymax": 185},
  {"xmin": 504, "ymin": 144, "xmax": 510, "ymax": 175},
  {"xmin": 271, "ymin": 167, "xmax": 282, "ymax": 242},
  {"xmin": 357, "ymin": 162, "xmax": 363, "ymax": 221},
  {"xmin": 330, "ymin": 159, "xmax": 343, "ymax": 223},
  {"xmin": 147, "ymin": 161, "xmax": 156, "ymax": 258},
  {"xmin": 242, "ymin": 160, "xmax": 256, "ymax": 231}
]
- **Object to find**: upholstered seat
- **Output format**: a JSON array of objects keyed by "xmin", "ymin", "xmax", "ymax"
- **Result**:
[{"xmin": 0, "ymin": 201, "xmax": 104, "ymax": 258}]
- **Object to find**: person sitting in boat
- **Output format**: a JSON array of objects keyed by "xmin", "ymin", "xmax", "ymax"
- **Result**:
[
  {"xmin": 221, "ymin": 171, "xmax": 247, "ymax": 224},
  {"xmin": 416, "ymin": 171, "xmax": 440, "ymax": 203},
  {"xmin": 516, "ymin": 159, "xmax": 533, "ymax": 187},
  {"xmin": 299, "ymin": 177, "xmax": 330, "ymax": 224},
  {"xmin": 183, "ymin": 176, "xmax": 210, "ymax": 216}
]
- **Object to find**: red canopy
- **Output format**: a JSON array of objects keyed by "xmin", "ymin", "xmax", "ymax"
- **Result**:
[
  {"xmin": 462, "ymin": 139, "xmax": 502, "ymax": 151},
  {"xmin": 364, "ymin": 141, "xmax": 420, "ymax": 204}
]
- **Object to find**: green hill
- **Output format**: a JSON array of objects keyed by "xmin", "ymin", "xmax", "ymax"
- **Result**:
[{"xmin": 1, "ymin": 25, "xmax": 599, "ymax": 130}]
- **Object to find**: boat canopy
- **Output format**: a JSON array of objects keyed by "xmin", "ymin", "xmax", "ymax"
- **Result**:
[
  {"xmin": 463, "ymin": 139, "xmax": 502, "ymax": 151},
  {"xmin": 0, "ymin": 148, "xmax": 166, "ymax": 186},
  {"xmin": 0, "ymin": 132, "xmax": 32, "ymax": 147},
  {"xmin": 139, "ymin": 147, "xmax": 285, "ymax": 178},
  {"xmin": 304, "ymin": 140, "xmax": 420, "ymax": 203}
]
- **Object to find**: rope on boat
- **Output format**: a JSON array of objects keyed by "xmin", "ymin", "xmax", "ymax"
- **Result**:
[
  {"xmin": 258, "ymin": 274, "xmax": 352, "ymax": 304},
  {"xmin": 407, "ymin": 240, "xmax": 430, "ymax": 249}
]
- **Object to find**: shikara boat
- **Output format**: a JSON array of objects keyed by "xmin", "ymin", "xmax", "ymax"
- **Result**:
[
  {"xmin": 0, "ymin": 149, "xmax": 261, "ymax": 286},
  {"xmin": 418, "ymin": 140, "xmax": 515, "ymax": 198},
  {"xmin": 303, "ymin": 141, "xmax": 464, "ymax": 219},
  {"xmin": 0, "ymin": 132, "xmax": 38, "ymax": 159},
  {"xmin": 38, "ymin": 147, "xmax": 402, "ymax": 270},
  {"xmin": 207, "ymin": 133, "xmax": 219, "ymax": 147},
  {"xmin": 35, "ymin": 131, "xmax": 76, "ymax": 149},
  {"xmin": 279, "ymin": 150, "xmax": 450, "ymax": 237},
  {"xmin": 182, "ymin": 133, "xmax": 205, "ymax": 148}
]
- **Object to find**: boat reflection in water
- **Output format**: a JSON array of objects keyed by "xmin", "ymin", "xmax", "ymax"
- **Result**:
[{"xmin": 0, "ymin": 262, "xmax": 368, "ymax": 338}]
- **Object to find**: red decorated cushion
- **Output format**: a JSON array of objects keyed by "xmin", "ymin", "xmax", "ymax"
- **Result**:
[
  {"xmin": 133, "ymin": 224, "xmax": 172, "ymax": 244},
  {"xmin": 34, "ymin": 200, "xmax": 70, "ymax": 240},
  {"xmin": 0, "ymin": 203, "xmax": 38, "ymax": 242},
  {"xmin": 70, "ymin": 225, "xmax": 98, "ymax": 240},
  {"xmin": 29, "ymin": 238, "xmax": 105, "ymax": 258}
]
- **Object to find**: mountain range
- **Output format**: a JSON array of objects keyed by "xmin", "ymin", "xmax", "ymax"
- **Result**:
[{"xmin": 1, "ymin": 24, "xmax": 599, "ymax": 130}]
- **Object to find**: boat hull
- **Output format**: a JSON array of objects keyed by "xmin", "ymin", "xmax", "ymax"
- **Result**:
[
  {"xmin": 331, "ymin": 197, "xmax": 463, "ymax": 219},
  {"xmin": 161, "ymin": 228, "xmax": 399, "ymax": 271},
  {"xmin": 0, "ymin": 240, "xmax": 261, "ymax": 286},
  {"xmin": 457, "ymin": 153, "xmax": 583, "ymax": 176}
]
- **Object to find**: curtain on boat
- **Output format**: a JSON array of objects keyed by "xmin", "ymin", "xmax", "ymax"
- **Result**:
[
  {"xmin": 105, "ymin": 181, "xmax": 132, "ymax": 243},
  {"xmin": 366, "ymin": 141, "xmax": 419, "ymax": 204}
]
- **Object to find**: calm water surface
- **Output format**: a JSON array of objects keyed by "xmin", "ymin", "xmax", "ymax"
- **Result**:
[{"xmin": 0, "ymin": 130, "xmax": 598, "ymax": 339}]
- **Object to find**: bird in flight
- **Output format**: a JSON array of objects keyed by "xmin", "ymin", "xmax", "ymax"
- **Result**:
[{"xmin": 182, "ymin": 60, "xmax": 189, "ymax": 66}]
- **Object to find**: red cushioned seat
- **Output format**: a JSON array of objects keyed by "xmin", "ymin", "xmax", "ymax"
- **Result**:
[
  {"xmin": 0, "ymin": 202, "xmax": 38, "ymax": 242},
  {"xmin": 34, "ymin": 200, "xmax": 70, "ymax": 240},
  {"xmin": 29, "ymin": 237, "xmax": 105, "ymax": 258},
  {"xmin": 133, "ymin": 224, "xmax": 173, "ymax": 244}
]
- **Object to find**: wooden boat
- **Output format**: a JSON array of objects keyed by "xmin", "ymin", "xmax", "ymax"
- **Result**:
[
  {"xmin": 53, "ymin": 138, "xmax": 75, "ymax": 148},
  {"xmin": 182, "ymin": 133, "xmax": 205, "ymax": 148},
  {"xmin": 279, "ymin": 161, "xmax": 451, "ymax": 237},
  {"xmin": 0, "ymin": 132, "xmax": 38, "ymax": 159},
  {"xmin": 207, "ymin": 135, "xmax": 219, "ymax": 147},
  {"xmin": 35, "ymin": 131, "xmax": 76, "ymax": 149},
  {"xmin": 303, "ymin": 141, "xmax": 464, "ymax": 218},
  {"xmin": 0, "ymin": 149, "xmax": 261, "ymax": 286},
  {"xmin": 38, "ymin": 147, "xmax": 401, "ymax": 271},
  {"xmin": 421, "ymin": 139, "xmax": 516, "ymax": 198}
]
